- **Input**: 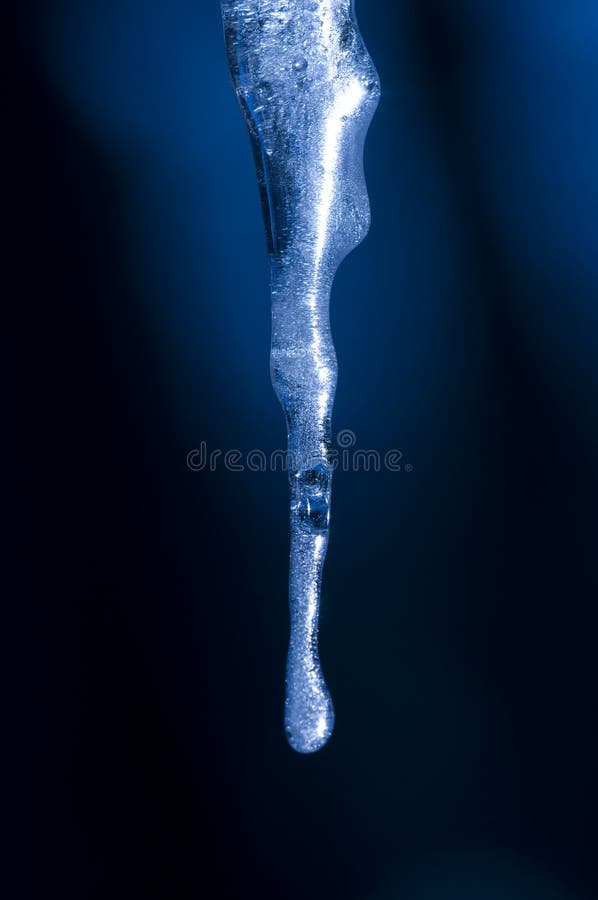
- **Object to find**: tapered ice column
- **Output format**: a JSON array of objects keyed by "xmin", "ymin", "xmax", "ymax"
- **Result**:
[{"xmin": 220, "ymin": 1, "xmax": 379, "ymax": 752}]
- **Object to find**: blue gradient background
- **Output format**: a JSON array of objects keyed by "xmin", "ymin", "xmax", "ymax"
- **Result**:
[{"xmin": 11, "ymin": 2, "xmax": 598, "ymax": 898}]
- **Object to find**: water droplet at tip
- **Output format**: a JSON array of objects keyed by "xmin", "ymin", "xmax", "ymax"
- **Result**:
[{"xmin": 284, "ymin": 706, "xmax": 335, "ymax": 754}]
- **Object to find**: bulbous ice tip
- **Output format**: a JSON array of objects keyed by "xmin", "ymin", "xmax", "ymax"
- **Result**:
[{"xmin": 284, "ymin": 680, "xmax": 335, "ymax": 753}]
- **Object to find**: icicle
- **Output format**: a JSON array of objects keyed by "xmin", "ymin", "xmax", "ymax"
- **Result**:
[{"xmin": 220, "ymin": 0, "xmax": 379, "ymax": 752}]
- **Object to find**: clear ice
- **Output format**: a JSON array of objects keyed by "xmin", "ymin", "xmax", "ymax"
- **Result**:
[{"xmin": 220, "ymin": 0, "xmax": 380, "ymax": 752}]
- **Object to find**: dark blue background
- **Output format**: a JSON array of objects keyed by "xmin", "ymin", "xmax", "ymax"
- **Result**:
[{"xmin": 11, "ymin": 2, "xmax": 598, "ymax": 897}]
